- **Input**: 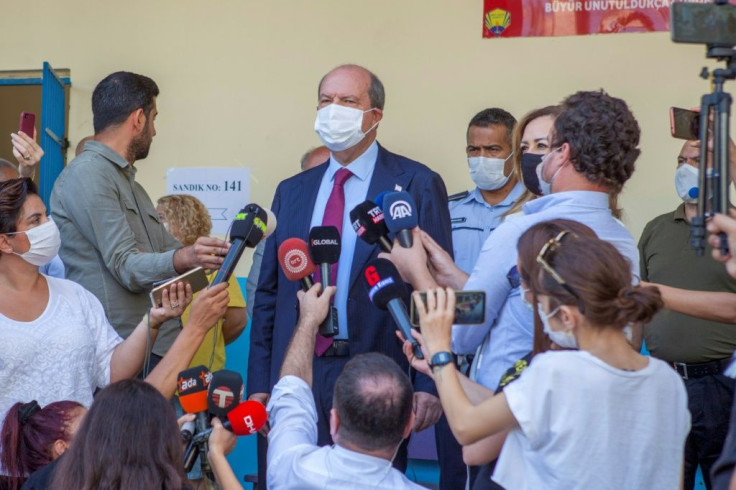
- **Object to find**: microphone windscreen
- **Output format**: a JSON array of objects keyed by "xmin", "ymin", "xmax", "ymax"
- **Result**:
[
  {"xmin": 227, "ymin": 400, "xmax": 268, "ymax": 436},
  {"xmin": 278, "ymin": 238, "xmax": 317, "ymax": 282},
  {"xmin": 362, "ymin": 258, "xmax": 407, "ymax": 310},
  {"xmin": 382, "ymin": 191, "xmax": 418, "ymax": 233},
  {"xmin": 178, "ymin": 365, "xmax": 212, "ymax": 414},
  {"xmin": 309, "ymin": 226, "xmax": 341, "ymax": 265},
  {"xmin": 207, "ymin": 370, "xmax": 245, "ymax": 419},
  {"xmin": 230, "ymin": 203, "xmax": 268, "ymax": 247},
  {"xmin": 349, "ymin": 201, "xmax": 389, "ymax": 245},
  {"xmin": 374, "ymin": 191, "xmax": 391, "ymax": 209},
  {"xmin": 263, "ymin": 208, "xmax": 278, "ymax": 239}
]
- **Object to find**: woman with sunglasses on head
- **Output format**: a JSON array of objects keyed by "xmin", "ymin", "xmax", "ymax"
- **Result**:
[{"xmin": 409, "ymin": 221, "xmax": 690, "ymax": 489}]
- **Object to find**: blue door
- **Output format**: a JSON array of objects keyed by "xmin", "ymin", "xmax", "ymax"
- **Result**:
[{"xmin": 39, "ymin": 61, "xmax": 70, "ymax": 206}]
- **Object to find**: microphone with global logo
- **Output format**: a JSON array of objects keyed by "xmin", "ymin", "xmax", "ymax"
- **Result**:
[
  {"xmin": 309, "ymin": 226, "xmax": 341, "ymax": 337},
  {"xmin": 381, "ymin": 191, "xmax": 418, "ymax": 248}
]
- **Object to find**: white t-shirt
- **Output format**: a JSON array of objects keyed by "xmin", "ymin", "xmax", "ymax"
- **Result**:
[
  {"xmin": 494, "ymin": 350, "xmax": 690, "ymax": 490},
  {"xmin": 0, "ymin": 275, "xmax": 123, "ymax": 425}
]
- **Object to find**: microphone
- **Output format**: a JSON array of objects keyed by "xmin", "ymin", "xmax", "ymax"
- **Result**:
[
  {"xmin": 350, "ymin": 201, "xmax": 392, "ymax": 252},
  {"xmin": 374, "ymin": 190, "xmax": 391, "ymax": 209},
  {"xmin": 308, "ymin": 226, "xmax": 341, "ymax": 337},
  {"xmin": 211, "ymin": 203, "xmax": 274, "ymax": 287},
  {"xmin": 278, "ymin": 238, "xmax": 317, "ymax": 291},
  {"xmin": 382, "ymin": 191, "xmax": 418, "ymax": 248},
  {"xmin": 178, "ymin": 365, "xmax": 212, "ymax": 446},
  {"xmin": 190, "ymin": 400, "xmax": 268, "ymax": 445},
  {"xmin": 207, "ymin": 370, "xmax": 244, "ymax": 420},
  {"xmin": 362, "ymin": 258, "xmax": 423, "ymax": 359}
]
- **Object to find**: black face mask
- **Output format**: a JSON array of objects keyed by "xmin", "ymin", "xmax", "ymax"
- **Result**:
[{"xmin": 520, "ymin": 153, "xmax": 544, "ymax": 196}]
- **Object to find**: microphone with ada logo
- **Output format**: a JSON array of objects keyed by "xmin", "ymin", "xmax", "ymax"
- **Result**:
[
  {"xmin": 278, "ymin": 238, "xmax": 317, "ymax": 291},
  {"xmin": 362, "ymin": 258, "xmax": 423, "ymax": 359},
  {"xmin": 350, "ymin": 200, "xmax": 392, "ymax": 252},
  {"xmin": 178, "ymin": 365, "xmax": 212, "ymax": 443},
  {"xmin": 309, "ymin": 226, "xmax": 341, "ymax": 337},
  {"xmin": 382, "ymin": 191, "xmax": 418, "ymax": 248},
  {"xmin": 211, "ymin": 203, "xmax": 277, "ymax": 287}
]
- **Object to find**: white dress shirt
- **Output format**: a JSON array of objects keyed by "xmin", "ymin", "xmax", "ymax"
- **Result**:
[{"xmin": 267, "ymin": 375, "xmax": 423, "ymax": 489}]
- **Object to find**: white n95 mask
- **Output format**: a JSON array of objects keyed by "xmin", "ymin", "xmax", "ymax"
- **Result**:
[
  {"xmin": 7, "ymin": 218, "xmax": 61, "ymax": 267},
  {"xmin": 314, "ymin": 104, "xmax": 378, "ymax": 152},
  {"xmin": 467, "ymin": 154, "xmax": 513, "ymax": 191}
]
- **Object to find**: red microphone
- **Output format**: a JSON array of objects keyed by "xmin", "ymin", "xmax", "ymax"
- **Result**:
[
  {"xmin": 278, "ymin": 238, "xmax": 316, "ymax": 291},
  {"xmin": 191, "ymin": 400, "xmax": 268, "ymax": 444}
]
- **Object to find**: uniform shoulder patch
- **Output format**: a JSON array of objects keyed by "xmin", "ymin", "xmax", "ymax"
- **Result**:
[{"xmin": 448, "ymin": 190, "xmax": 469, "ymax": 202}]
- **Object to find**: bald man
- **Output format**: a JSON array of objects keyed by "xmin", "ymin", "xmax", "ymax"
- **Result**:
[{"xmin": 248, "ymin": 64, "xmax": 453, "ymax": 487}]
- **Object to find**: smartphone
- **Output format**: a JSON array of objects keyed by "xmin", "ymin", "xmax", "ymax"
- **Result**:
[
  {"xmin": 19, "ymin": 112, "xmax": 35, "ymax": 138},
  {"xmin": 671, "ymin": 1, "xmax": 736, "ymax": 46},
  {"xmin": 670, "ymin": 107, "xmax": 700, "ymax": 141},
  {"xmin": 410, "ymin": 290, "xmax": 486, "ymax": 327},
  {"xmin": 150, "ymin": 267, "xmax": 209, "ymax": 308}
]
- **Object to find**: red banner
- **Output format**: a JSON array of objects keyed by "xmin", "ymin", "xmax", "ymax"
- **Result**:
[{"xmin": 482, "ymin": 0, "xmax": 726, "ymax": 38}]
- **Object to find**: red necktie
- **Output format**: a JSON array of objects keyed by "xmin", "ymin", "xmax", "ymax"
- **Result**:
[{"xmin": 315, "ymin": 167, "xmax": 353, "ymax": 356}]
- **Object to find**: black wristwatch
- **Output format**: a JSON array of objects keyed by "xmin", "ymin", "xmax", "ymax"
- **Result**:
[{"xmin": 429, "ymin": 351, "xmax": 453, "ymax": 370}]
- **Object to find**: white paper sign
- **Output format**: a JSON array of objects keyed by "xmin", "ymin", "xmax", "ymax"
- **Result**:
[{"xmin": 166, "ymin": 167, "xmax": 250, "ymax": 234}]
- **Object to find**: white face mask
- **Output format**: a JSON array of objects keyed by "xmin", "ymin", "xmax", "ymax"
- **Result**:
[
  {"xmin": 675, "ymin": 164, "xmax": 699, "ymax": 203},
  {"xmin": 537, "ymin": 302, "xmax": 578, "ymax": 349},
  {"xmin": 467, "ymin": 154, "xmax": 513, "ymax": 191},
  {"xmin": 6, "ymin": 218, "xmax": 61, "ymax": 267},
  {"xmin": 535, "ymin": 149, "xmax": 564, "ymax": 196},
  {"xmin": 520, "ymin": 287, "xmax": 534, "ymax": 311},
  {"xmin": 314, "ymin": 104, "xmax": 378, "ymax": 152}
]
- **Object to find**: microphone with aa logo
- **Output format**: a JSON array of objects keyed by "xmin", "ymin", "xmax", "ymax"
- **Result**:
[
  {"xmin": 382, "ymin": 191, "xmax": 418, "ymax": 248},
  {"xmin": 278, "ymin": 238, "xmax": 317, "ymax": 291},
  {"xmin": 207, "ymin": 370, "xmax": 244, "ymax": 420},
  {"xmin": 350, "ymin": 200, "xmax": 392, "ymax": 252},
  {"xmin": 362, "ymin": 258, "xmax": 423, "ymax": 359}
]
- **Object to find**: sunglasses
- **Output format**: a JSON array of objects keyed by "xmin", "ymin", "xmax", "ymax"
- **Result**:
[{"xmin": 535, "ymin": 231, "xmax": 584, "ymax": 311}]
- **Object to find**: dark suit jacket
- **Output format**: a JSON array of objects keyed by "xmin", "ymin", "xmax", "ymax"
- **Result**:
[{"xmin": 247, "ymin": 144, "xmax": 453, "ymax": 397}]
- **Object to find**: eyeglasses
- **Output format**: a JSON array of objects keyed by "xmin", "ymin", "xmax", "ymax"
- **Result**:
[{"xmin": 536, "ymin": 231, "xmax": 583, "ymax": 309}]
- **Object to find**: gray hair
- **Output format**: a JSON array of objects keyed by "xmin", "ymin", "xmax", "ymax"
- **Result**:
[{"xmin": 318, "ymin": 64, "xmax": 385, "ymax": 110}]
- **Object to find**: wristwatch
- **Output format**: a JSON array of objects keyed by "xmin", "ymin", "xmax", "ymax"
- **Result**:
[{"xmin": 429, "ymin": 351, "xmax": 454, "ymax": 370}]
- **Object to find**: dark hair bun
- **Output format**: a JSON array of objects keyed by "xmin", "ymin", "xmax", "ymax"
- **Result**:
[{"xmin": 613, "ymin": 285, "xmax": 663, "ymax": 326}]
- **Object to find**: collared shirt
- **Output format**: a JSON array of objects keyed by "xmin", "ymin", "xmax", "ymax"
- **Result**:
[
  {"xmin": 640, "ymin": 203, "xmax": 736, "ymax": 363},
  {"xmin": 310, "ymin": 141, "xmax": 378, "ymax": 339},
  {"xmin": 450, "ymin": 183, "xmax": 525, "ymax": 274},
  {"xmin": 454, "ymin": 191, "xmax": 639, "ymax": 390},
  {"xmin": 50, "ymin": 141, "xmax": 182, "ymax": 355},
  {"xmin": 267, "ymin": 375, "xmax": 423, "ymax": 490}
]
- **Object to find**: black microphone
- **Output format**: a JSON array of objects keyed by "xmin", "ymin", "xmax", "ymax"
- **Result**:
[
  {"xmin": 362, "ymin": 258, "xmax": 423, "ymax": 359},
  {"xmin": 210, "ymin": 204, "xmax": 275, "ymax": 287},
  {"xmin": 308, "ymin": 226, "xmax": 341, "ymax": 337},
  {"xmin": 308, "ymin": 226, "xmax": 341, "ymax": 289},
  {"xmin": 350, "ymin": 200, "xmax": 392, "ymax": 252},
  {"xmin": 207, "ymin": 370, "xmax": 244, "ymax": 420},
  {"xmin": 382, "ymin": 191, "xmax": 418, "ymax": 248}
]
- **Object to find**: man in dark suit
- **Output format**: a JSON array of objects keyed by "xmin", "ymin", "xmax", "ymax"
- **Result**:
[{"xmin": 247, "ymin": 64, "xmax": 453, "ymax": 485}]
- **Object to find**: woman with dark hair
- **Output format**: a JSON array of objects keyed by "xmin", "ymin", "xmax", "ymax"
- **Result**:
[
  {"xmin": 50, "ymin": 379, "xmax": 185, "ymax": 489},
  {"xmin": 0, "ymin": 178, "xmax": 229, "ymax": 484},
  {"xmin": 0, "ymin": 401, "xmax": 84, "ymax": 490},
  {"xmin": 407, "ymin": 221, "xmax": 690, "ymax": 489}
]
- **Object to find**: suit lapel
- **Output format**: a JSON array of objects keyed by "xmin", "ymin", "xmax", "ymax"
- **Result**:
[
  {"xmin": 348, "ymin": 145, "xmax": 413, "ymax": 290},
  {"xmin": 288, "ymin": 164, "xmax": 327, "ymax": 240}
]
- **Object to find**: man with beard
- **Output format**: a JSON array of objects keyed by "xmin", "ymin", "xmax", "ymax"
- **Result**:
[{"xmin": 51, "ymin": 72, "xmax": 228, "ymax": 364}]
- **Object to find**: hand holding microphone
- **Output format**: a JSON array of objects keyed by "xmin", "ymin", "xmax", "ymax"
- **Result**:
[
  {"xmin": 211, "ymin": 204, "xmax": 277, "ymax": 287},
  {"xmin": 308, "ymin": 226, "xmax": 341, "ymax": 337},
  {"xmin": 362, "ymin": 258, "xmax": 423, "ymax": 359}
]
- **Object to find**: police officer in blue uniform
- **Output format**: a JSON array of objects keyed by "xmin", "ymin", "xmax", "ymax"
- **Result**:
[{"xmin": 437, "ymin": 108, "xmax": 524, "ymax": 490}]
